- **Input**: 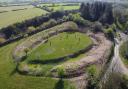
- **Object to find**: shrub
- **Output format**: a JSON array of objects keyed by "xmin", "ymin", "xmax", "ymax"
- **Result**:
[
  {"xmin": 63, "ymin": 15, "xmax": 69, "ymax": 21},
  {"xmin": 27, "ymin": 26, "xmax": 36, "ymax": 32},
  {"xmin": 42, "ymin": 19, "xmax": 57, "ymax": 27},
  {"xmin": 86, "ymin": 65, "xmax": 98, "ymax": 89},
  {"xmin": 104, "ymin": 27, "xmax": 115, "ymax": 41},
  {"xmin": 67, "ymin": 13, "xmax": 91, "ymax": 26},
  {"xmin": 93, "ymin": 22, "xmax": 103, "ymax": 33},
  {"xmin": 57, "ymin": 67, "xmax": 65, "ymax": 78},
  {"xmin": 0, "ymin": 37, "xmax": 6, "ymax": 43},
  {"xmin": 24, "ymin": 48, "xmax": 30, "ymax": 56}
]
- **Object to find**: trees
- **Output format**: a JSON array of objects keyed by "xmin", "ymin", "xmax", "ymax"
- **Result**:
[
  {"xmin": 42, "ymin": 19, "xmax": 57, "ymax": 27},
  {"xmin": 80, "ymin": 2, "xmax": 114, "ymax": 24},
  {"xmin": 24, "ymin": 48, "xmax": 30, "ymax": 56},
  {"xmin": 67, "ymin": 13, "xmax": 91, "ymax": 26},
  {"xmin": 49, "ymin": 11, "xmax": 64, "ymax": 19}
]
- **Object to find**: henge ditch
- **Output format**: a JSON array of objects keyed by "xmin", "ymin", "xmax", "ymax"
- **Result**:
[{"xmin": 12, "ymin": 22, "xmax": 113, "ymax": 79}]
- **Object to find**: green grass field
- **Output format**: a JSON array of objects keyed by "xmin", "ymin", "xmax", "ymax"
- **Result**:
[
  {"xmin": 39, "ymin": 3, "xmax": 80, "ymax": 7},
  {"xmin": 0, "ymin": 38, "xmax": 75, "ymax": 89},
  {"xmin": 0, "ymin": 8, "xmax": 47, "ymax": 28},
  {"xmin": 26, "ymin": 32, "xmax": 92, "ymax": 61},
  {"xmin": 0, "ymin": 5, "xmax": 33, "ymax": 12},
  {"xmin": 49, "ymin": 5, "xmax": 80, "ymax": 11},
  {"xmin": 18, "ymin": 32, "xmax": 92, "ymax": 76}
]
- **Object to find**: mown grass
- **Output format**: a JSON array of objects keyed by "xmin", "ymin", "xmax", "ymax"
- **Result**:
[
  {"xmin": 0, "ymin": 38, "xmax": 75, "ymax": 89},
  {"xmin": 0, "ymin": 8, "xmax": 48, "ymax": 28},
  {"xmin": 26, "ymin": 32, "xmax": 92, "ymax": 61}
]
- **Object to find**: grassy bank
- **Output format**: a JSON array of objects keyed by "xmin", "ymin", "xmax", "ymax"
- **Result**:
[{"xmin": 0, "ymin": 37, "xmax": 75, "ymax": 89}]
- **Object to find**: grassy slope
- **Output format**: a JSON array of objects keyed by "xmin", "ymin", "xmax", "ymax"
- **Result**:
[
  {"xmin": 15, "ymin": 21, "xmax": 78, "ymax": 58},
  {"xmin": 0, "ymin": 39, "xmax": 73, "ymax": 89},
  {"xmin": 19, "ymin": 32, "xmax": 92, "ymax": 75},
  {"xmin": 119, "ymin": 41, "xmax": 128, "ymax": 67},
  {"xmin": 27, "ymin": 32, "xmax": 92, "ymax": 61},
  {"xmin": 0, "ymin": 8, "xmax": 47, "ymax": 28}
]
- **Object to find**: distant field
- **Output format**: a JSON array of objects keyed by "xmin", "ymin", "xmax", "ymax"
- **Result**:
[
  {"xmin": 0, "ymin": 8, "xmax": 48, "ymax": 28},
  {"xmin": 0, "ymin": 5, "xmax": 33, "ymax": 12},
  {"xmin": 39, "ymin": 3, "xmax": 80, "ymax": 11},
  {"xmin": 49, "ymin": 5, "xmax": 80, "ymax": 11},
  {"xmin": 39, "ymin": 3, "xmax": 80, "ymax": 7}
]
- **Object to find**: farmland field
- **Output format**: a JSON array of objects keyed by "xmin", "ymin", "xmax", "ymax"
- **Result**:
[
  {"xmin": 0, "ymin": 5, "xmax": 33, "ymax": 12},
  {"xmin": 0, "ymin": 8, "xmax": 47, "ymax": 28},
  {"xmin": 39, "ymin": 3, "xmax": 80, "ymax": 7},
  {"xmin": 49, "ymin": 5, "xmax": 80, "ymax": 11}
]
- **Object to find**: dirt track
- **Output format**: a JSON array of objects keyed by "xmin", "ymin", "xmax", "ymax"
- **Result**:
[{"xmin": 63, "ymin": 32, "xmax": 112, "ymax": 89}]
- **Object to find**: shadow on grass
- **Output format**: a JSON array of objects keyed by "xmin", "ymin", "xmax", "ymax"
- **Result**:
[
  {"xmin": 10, "ymin": 64, "xmax": 18, "ymax": 76},
  {"xmin": 54, "ymin": 78, "xmax": 64, "ymax": 89},
  {"xmin": 28, "ymin": 57, "xmax": 67, "ymax": 65}
]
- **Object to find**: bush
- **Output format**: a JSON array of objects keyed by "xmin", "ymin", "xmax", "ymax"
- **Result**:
[
  {"xmin": 42, "ymin": 19, "xmax": 57, "ymax": 27},
  {"xmin": 86, "ymin": 65, "xmax": 98, "ymax": 89},
  {"xmin": 120, "ymin": 41, "xmax": 128, "ymax": 59},
  {"xmin": 63, "ymin": 15, "xmax": 69, "ymax": 21},
  {"xmin": 67, "ymin": 13, "xmax": 91, "ymax": 26},
  {"xmin": 27, "ymin": 26, "xmax": 36, "ymax": 32},
  {"xmin": 0, "ymin": 37, "xmax": 6, "ymax": 43},
  {"xmin": 93, "ymin": 22, "xmax": 103, "ymax": 33},
  {"xmin": 57, "ymin": 67, "xmax": 65, "ymax": 78},
  {"xmin": 104, "ymin": 27, "xmax": 115, "ymax": 41}
]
